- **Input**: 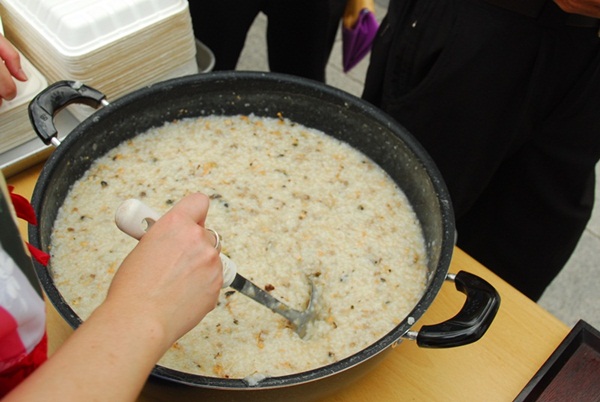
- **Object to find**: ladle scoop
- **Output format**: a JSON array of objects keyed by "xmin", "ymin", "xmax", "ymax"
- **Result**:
[{"xmin": 114, "ymin": 198, "xmax": 317, "ymax": 338}]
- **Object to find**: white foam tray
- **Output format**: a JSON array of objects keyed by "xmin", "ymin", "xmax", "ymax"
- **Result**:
[{"xmin": 1, "ymin": 0, "xmax": 188, "ymax": 56}]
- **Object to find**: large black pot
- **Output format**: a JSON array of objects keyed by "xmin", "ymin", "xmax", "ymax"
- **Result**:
[{"xmin": 28, "ymin": 72, "xmax": 499, "ymax": 401}]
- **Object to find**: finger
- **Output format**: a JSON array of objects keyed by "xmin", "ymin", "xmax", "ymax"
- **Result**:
[
  {"xmin": 0, "ymin": 35, "xmax": 27, "ymax": 82},
  {"xmin": 205, "ymin": 228, "xmax": 222, "ymax": 251},
  {"xmin": 166, "ymin": 192, "xmax": 210, "ymax": 227},
  {"xmin": 0, "ymin": 65, "xmax": 17, "ymax": 101}
]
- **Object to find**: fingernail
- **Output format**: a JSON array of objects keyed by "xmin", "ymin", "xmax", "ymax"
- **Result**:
[{"xmin": 18, "ymin": 68, "xmax": 28, "ymax": 81}]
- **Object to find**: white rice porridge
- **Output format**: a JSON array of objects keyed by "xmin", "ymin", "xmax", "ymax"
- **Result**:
[{"xmin": 50, "ymin": 114, "xmax": 428, "ymax": 380}]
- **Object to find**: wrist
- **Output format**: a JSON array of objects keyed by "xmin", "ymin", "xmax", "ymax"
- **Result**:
[{"xmin": 90, "ymin": 298, "xmax": 173, "ymax": 360}]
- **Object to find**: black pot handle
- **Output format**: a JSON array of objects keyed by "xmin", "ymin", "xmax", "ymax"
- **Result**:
[
  {"xmin": 28, "ymin": 80, "xmax": 107, "ymax": 146},
  {"xmin": 411, "ymin": 270, "xmax": 500, "ymax": 348}
]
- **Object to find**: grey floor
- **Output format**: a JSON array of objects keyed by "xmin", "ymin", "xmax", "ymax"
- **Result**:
[{"xmin": 231, "ymin": 6, "xmax": 599, "ymax": 331}]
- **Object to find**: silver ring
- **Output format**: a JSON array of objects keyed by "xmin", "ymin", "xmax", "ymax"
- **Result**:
[{"xmin": 206, "ymin": 228, "xmax": 221, "ymax": 252}]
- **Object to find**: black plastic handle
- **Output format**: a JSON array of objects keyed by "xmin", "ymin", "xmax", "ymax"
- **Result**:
[
  {"xmin": 416, "ymin": 271, "xmax": 500, "ymax": 348},
  {"xmin": 28, "ymin": 80, "xmax": 106, "ymax": 145}
]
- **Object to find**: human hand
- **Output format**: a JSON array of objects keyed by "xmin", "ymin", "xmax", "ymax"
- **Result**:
[
  {"xmin": 104, "ymin": 193, "xmax": 223, "ymax": 348},
  {"xmin": 3, "ymin": 195, "xmax": 223, "ymax": 402},
  {"xmin": 343, "ymin": 0, "xmax": 376, "ymax": 29},
  {"xmin": 0, "ymin": 34, "xmax": 27, "ymax": 105},
  {"xmin": 554, "ymin": 0, "xmax": 600, "ymax": 18}
]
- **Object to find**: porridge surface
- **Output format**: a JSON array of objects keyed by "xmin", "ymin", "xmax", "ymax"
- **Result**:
[{"xmin": 50, "ymin": 114, "xmax": 428, "ymax": 380}]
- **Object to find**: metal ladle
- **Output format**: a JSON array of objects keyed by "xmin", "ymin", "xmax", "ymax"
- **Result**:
[{"xmin": 114, "ymin": 199, "xmax": 317, "ymax": 338}]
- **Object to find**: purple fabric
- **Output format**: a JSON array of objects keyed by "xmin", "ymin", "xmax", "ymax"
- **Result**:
[{"xmin": 342, "ymin": 9, "xmax": 379, "ymax": 73}]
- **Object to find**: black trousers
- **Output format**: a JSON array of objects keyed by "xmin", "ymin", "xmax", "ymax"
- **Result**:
[
  {"xmin": 189, "ymin": 0, "xmax": 347, "ymax": 82},
  {"xmin": 363, "ymin": 0, "xmax": 600, "ymax": 300}
]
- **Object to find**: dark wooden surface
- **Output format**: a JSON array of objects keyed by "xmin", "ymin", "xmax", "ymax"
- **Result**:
[{"xmin": 516, "ymin": 320, "xmax": 600, "ymax": 402}]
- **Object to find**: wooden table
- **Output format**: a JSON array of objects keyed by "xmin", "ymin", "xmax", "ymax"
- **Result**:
[{"xmin": 8, "ymin": 164, "xmax": 570, "ymax": 402}]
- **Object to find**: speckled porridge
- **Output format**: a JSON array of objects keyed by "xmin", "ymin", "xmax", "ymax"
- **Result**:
[{"xmin": 50, "ymin": 114, "xmax": 428, "ymax": 381}]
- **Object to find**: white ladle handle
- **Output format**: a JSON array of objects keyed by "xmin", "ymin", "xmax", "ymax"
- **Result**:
[{"xmin": 115, "ymin": 198, "xmax": 237, "ymax": 287}]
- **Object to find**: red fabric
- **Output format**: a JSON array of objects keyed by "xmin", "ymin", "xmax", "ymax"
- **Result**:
[
  {"xmin": 26, "ymin": 243, "xmax": 51, "ymax": 266},
  {"xmin": 7, "ymin": 186, "xmax": 37, "ymax": 225},
  {"xmin": 0, "ymin": 308, "xmax": 27, "ymax": 366},
  {"xmin": 0, "ymin": 333, "xmax": 47, "ymax": 398},
  {"xmin": 7, "ymin": 186, "xmax": 50, "ymax": 267}
]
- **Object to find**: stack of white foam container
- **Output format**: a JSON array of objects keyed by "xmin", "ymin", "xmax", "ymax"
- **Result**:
[{"xmin": 0, "ymin": 0, "xmax": 200, "ymax": 174}]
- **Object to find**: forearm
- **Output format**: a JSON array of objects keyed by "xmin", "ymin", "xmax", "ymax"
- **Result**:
[
  {"xmin": 3, "ymin": 301, "xmax": 170, "ymax": 402},
  {"xmin": 3, "ymin": 193, "xmax": 221, "ymax": 401},
  {"xmin": 554, "ymin": 0, "xmax": 600, "ymax": 18}
]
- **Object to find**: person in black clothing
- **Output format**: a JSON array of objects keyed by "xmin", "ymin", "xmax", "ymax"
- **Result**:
[
  {"xmin": 189, "ymin": 0, "xmax": 347, "ymax": 82},
  {"xmin": 362, "ymin": 0, "xmax": 600, "ymax": 300}
]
